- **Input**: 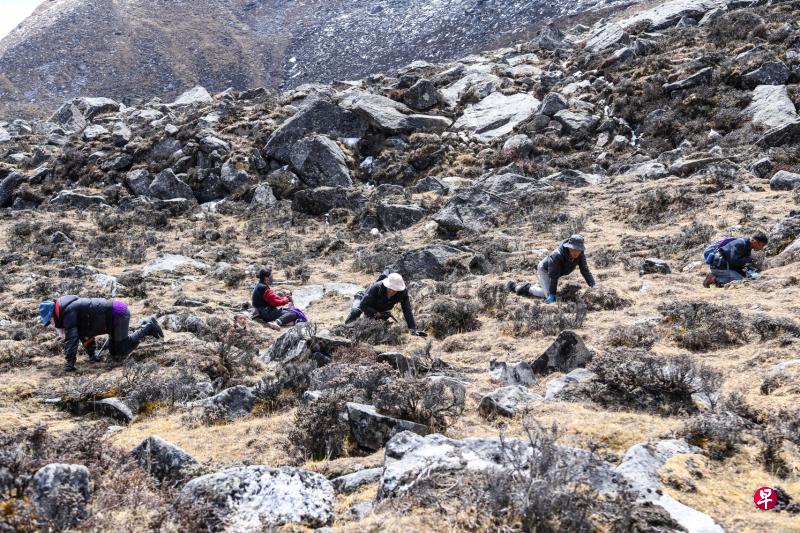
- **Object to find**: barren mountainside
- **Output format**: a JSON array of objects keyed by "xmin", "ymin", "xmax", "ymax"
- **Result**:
[
  {"xmin": 1, "ymin": 0, "xmax": 800, "ymax": 531},
  {"xmin": 0, "ymin": 0, "xmax": 632, "ymax": 119}
]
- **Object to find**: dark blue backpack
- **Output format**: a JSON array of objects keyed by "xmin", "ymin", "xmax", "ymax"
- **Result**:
[{"xmin": 703, "ymin": 237, "xmax": 736, "ymax": 265}]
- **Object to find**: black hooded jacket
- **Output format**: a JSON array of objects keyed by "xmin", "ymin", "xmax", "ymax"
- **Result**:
[
  {"xmin": 53, "ymin": 296, "xmax": 113, "ymax": 361},
  {"xmin": 540, "ymin": 243, "xmax": 595, "ymax": 295},
  {"xmin": 358, "ymin": 269, "xmax": 416, "ymax": 329}
]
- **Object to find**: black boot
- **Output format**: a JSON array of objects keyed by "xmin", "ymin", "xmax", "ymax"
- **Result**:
[{"xmin": 64, "ymin": 360, "xmax": 77, "ymax": 372}]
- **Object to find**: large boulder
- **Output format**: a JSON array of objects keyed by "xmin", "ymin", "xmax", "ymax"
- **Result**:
[
  {"xmin": 545, "ymin": 368, "xmax": 598, "ymax": 400},
  {"xmin": 220, "ymin": 161, "xmax": 254, "ymax": 193},
  {"xmin": 0, "ymin": 171, "xmax": 24, "ymax": 208},
  {"xmin": 30, "ymin": 463, "xmax": 91, "ymax": 528},
  {"xmin": 292, "ymin": 186, "xmax": 368, "ymax": 216},
  {"xmin": 148, "ymin": 169, "xmax": 195, "ymax": 201},
  {"xmin": 743, "ymin": 61, "xmax": 790, "ymax": 88},
  {"xmin": 339, "ymin": 91, "xmax": 451, "ymax": 134},
  {"xmin": 186, "ymin": 385, "xmax": 255, "ymax": 420},
  {"xmin": 743, "ymin": 85, "xmax": 798, "ymax": 129},
  {"xmin": 347, "ymin": 402, "xmax": 430, "ymax": 451},
  {"xmin": 182, "ymin": 466, "xmax": 334, "ymax": 531},
  {"xmin": 489, "ymin": 360, "xmax": 536, "ymax": 386},
  {"xmin": 439, "ymin": 70, "xmax": 501, "ymax": 107},
  {"xmin": 531, "ymin": 331, "xmax": 593, "ymax": 374},
  {"xmin": 377, "ymin": 203, "xmax": 426, "ymax": 231},
  {"xmin": 249, "ymin": 183, "xmax": 278, "ymax": 210},
  {"xmin": 538, "ymin": 92, "xmax": 568, "ymax": 117},
  {"xmin": 663, "ymin": 67, "xmax": 713, "ymax": 93},
  {"xmin": 553, "ymin": 110, "xmax": 600, "ymax": 134},
  {"xmin": 264, "ymin": 99, "xmax": 366, "ymax": 162},
  {"xmin": 770, "ymin": 171, "xmax": 800, "ymax": 191},
  {"xmin": 756, "ymin": 118, "xmax": 800, "ymax": 148},
  {"xmin": 50, "ymin": 97, "xmax": 119, "ymax": 132},
  {"xmin": 389, "ymin": 244, "xmax": 465, "ymax": 281},
  {"xmin": 290, "ymin": 135, "xmax": 352, "ymax": 187},
  {"xmin": 453, "ymin": 92, "xmax": 540, "ymax": 142},
  {"xmin": 49, "ymin": 190, "xmax": 109, "ymax": 209},
  {"xmin": 331, "ymin": 468, "xmax": 383, "ymax": 494},
  {"xmin": 478, "ymin": 385, "xmax": 543, "ymax": 418},
  {"xmin": 403, "ymin": 79, "xmax": 439, "ymax": 111},
  {"xmin": 171, "ymin": 86, "xmax": 213, "ymax": 107},
  {"xmin": 620, "ymin": 0, "xmax": 719, "ymax": 31},
  {"xmin": 125, "ymin": 169, "xmax": 152, "ymax": 196},
  {"xmin": 433, "ymin": 172, "xmax": 552, "ymax": 235},
  {"xmin": 542, "ymin": 169, "xmax": 604, "ymax": 187},
  {"xmin": 131, "ymin": 436, "xmax": 199, "ymax": 483}
]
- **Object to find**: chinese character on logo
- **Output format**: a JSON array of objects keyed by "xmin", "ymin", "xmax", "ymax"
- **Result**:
[{"xmin": 753, "ymin": 487, "xmax": 776, "ymax": 511}]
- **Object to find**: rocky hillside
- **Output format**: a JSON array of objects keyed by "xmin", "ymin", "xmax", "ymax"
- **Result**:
[
  {"xmin": 2, "ymin": 0, "xmax": 800, "ymax": 531},
  {"xmin": 0, "ymin": 0, "xmax": 634, "ymax": 120}
]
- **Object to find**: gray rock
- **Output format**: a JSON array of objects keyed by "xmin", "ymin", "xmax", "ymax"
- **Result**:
[
  {"xmin": 662, "ymin": 67, "xmax": 713, "ymax": 93},
  {"xmin": 750, "ymin": 158, "xmax": 773, "ymax": 179},
  {"xmin": 82, "ymin": 124, "xmax": 109, "ymax": 141},
  {"xmin": 182, "ymin": 466, "xmax": 334, "ymax": 531},
  {"xmin": 340, "ymin": 91, "xmax": 451, "ymax": 134},
  {"xmin": 770, "ymin": 171, "xmax": 800, "ymax": 191},
  {"xmin": 347, "ymin": 501, "xmax": 374, "ymax": 520},
  {"xmin": 126, "ymin": 169, "xmax": 152, "ymax": 196},
  {"xmin": 640, "ymin": 258, "xmax": 672, "ymax": 276},
  {"xmin": 347, "ymin": 402, "xmax": 430, "ymax": 451},
  {"xmin": 618, "ymin": 161, "xmax": 669, "ymax": 180},
  {"xmin": 389, "ymin": 244, "xmax": 464, "ymax": 281},
  {"xmin": 542, "ymin": 169, "xmax": 604, "ymax": 187},
  {"xmin": 131, "ymin": 435, "xmax": 199, "ymax": 482},
  {"xmin": 538, "ymin": 92, "xmax": 568, "ymax": 117},
  {"xmin": 187, "ymin": 385, "xmax": 255, "ymax": 420},
  {"xmin": 502, "ymin": 134, "xmax": 534, "ymax": 159},
  {"xmin": 0, "ymin": 126, "xmax": 10, "ymax": 143},
  {"xmin": 756, "ymin": 118, "xmax": 800, "ymax": 148},
  {"xmin": 249, "ymin": 183, "xmax": 278, "ymax": 210},
  {"xmin": 220, "ymin": 161, "xmax": 253, "ymax": 193},
  {"xmin": 439, "ymin": 70, "xmax": 501, "ymax": 107},
  {"xmin": 616, "ymin": 439, "xmax": 723, "ymax": 533},
  {"xmin": 50, "ymin": 190, "xmax": 109, "ymax": 209},
  {"xmin": 74, "ymin": 97, "xmax": 120, "ymax": 120},
  {"xmin": 30, "ymin": 464, "xmax": 90, "ymax": 527},
  {"xmin": 413, "ymin": 176, "xmax": 449, "ymax": 195},
  {"xmin": 532, "ymin": 331, "xmax": 592, "ymax": 374},
  {"xmin": 292, "ymin": 186, "xmax": 368, "ymax": 216},
  {"xmin": 290, "ymin": 135, "xmax": 352, "ymax": 187},
  {"xmin": 553, "ymin": 109, "xmax": 600, "ymax": 134},
  {"xmin": 622, "ymin": 0, "xmax": 719, "ymax": 31},
  {"xmin": 49, "ymin": 102, "xmax": 87, "ymax": 133},
  {"xmin": 433, "ymin": 172, "xmax": 552, "ymax": 235},
  {"xmin": 584, "ymin": 23, "xmax": 628, "ymax": 53},
  {"xmin": 744, "ymin": 61, "xmax": 790, "ymax": 88},
  {"xmin": 111, "ymin": 123, "xmax": 132, "ymax": 146},
  {"xmin": 545, "ymin": 368, "xmax": 597, "ymax": 400},
  {"xmin": 148, "ymin": 169, "xmax": 195, "ymax": 201},
  {"xmin": 265, "ymin": 167, "xmax": 304, "ymax": 199},
  {"xmin": 199, "ymin": 135, "xmax": 231, "ymax": 154},
  {"xmin": 100, "ymin": 153, "xmax": 133, "ymax": 172},
  {"xmin": 453, "ymin": 92, "xmax": 540, "ymax": 142},
  {"xmin": 331, "ymin": 467, "xmax": 383, "ymax": 494},
  {"xmin": 87, "ymin": 397, "xmax": 135, "ymax": 423},
  {"xmin": 0, "ymin": 171, "xmax": 24, "ymax": 208},
  {"xmin": 171, "ymin": 86, "xmax": 213, "ymax": 106},
  {"xmin": 478, "ymin": 385, "xmax": 542, "ymax": 418},
  {"xmin": 377, "ymin": 203, "xmax": 426, "ymax": 231},
  {"xmin": 264, "ymin": 99, "xmax": 366, "ymax": 163},
  {"xmin": 148, "ymin": 137, "xmax": 182, "ymax": 162},
  {"xmin": 744, "ymin": 85, "xmax": 798, "ymax": 129},
  {"xmin": 489, "ymin": 360, "xmax": 536, "ymax": 386},
  {"xmin": 403, "ymin": 79, "xmax": 439, "ymax": 111}
]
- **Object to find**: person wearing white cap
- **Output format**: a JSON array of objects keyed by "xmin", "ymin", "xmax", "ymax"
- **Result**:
[{"xmin": 345, "ymin": 269, "xmax": 422, "ymax": 335}]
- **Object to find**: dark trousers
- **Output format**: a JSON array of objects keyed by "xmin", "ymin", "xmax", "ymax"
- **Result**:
[
  {"xmin": 108, "ymin": 309, "xmax": 147, "ymax": 357},
  {"xmin": 256, "ymin": 306, "xmax": 298, "ymax": 326},
  {"xmin": 344, "ymin": 290, "xmax": 391, "ymax": 323}
]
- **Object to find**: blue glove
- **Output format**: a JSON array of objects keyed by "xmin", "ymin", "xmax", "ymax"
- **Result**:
[{"xmin": 545, "ymin": 294, "xmax": 556, "ymax": 304}]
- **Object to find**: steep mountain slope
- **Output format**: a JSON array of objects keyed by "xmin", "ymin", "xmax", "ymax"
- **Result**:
[{"xmin": 0, "ymin": 0, "xmax": 635, "ymax": 119}]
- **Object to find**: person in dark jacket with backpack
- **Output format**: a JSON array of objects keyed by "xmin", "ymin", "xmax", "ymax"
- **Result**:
[
  {"xmin": 252, "ymin": 267, "xmax": 298, "ymax": 330},
  {"xmin": 703, "ymin": 232, "xmax": 768, "ymax": 287},
  {"xmin": 39, "ymin": 296, "xmax": 163, "ymax": 372},
  {"xmin": 507, "ymin": 235, "xmax": 595, "ymax": 303},
  {"xmin": 345, "ymin": 269, "xmax": 422, "ymax": 334}
]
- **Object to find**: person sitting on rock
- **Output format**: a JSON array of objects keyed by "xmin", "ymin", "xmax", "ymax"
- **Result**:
[
  {"xmin": 703, "ymin": 232, "xmax": 768, "ymax": 287},
  {"xmin": 345, "ymin": 269, "xmax": 422, "ymax": 335},
  {"xmin": 39, "ymin": 296, "xmax": 164, "ymax": 372},
  {"xmin": 507, "ymin": 234, "xmax": 595, "ymax": 304},
  {"xmin": 252, "ymin": 267, "xmax": 298, "ymax": 330}
]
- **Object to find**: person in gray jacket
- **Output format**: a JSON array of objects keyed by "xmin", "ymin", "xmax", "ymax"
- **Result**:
[{"xmin": 507, "ymin": 235, "xmax": 595, "ymax": 304}]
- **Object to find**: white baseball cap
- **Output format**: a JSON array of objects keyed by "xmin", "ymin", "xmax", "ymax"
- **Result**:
[{"xmin": 382, "ymin": 273, "xmax": 406, "ymax": 291}]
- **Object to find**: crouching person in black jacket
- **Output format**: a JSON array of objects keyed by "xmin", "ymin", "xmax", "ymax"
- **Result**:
[
  {"xmin": 344, "ymin": 270, "xmax": 423, "ymax": 335},
  {"xmin": 39, "ymin": 296, "xmax": 164, "ymax": 372}
]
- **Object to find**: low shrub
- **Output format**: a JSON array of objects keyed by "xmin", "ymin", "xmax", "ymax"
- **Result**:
[
  {"xmin": 658, "ymin": 300, "xmax": 749, "ymax": 351},
  {"xmin": 288, "ymin": 389, "xmax": 353, "ymax": 460},
  {"xmin": 424, "ymin": 298, "xmax": 481, "ymax": 339},
  {"xmin": 680, "ymin": 412, "xmax": 750, "ymax": 460},
  {"xmin": 375, "ymin": 377, "xmax": 465, "ymax": 431},
  {"xmin": 337, "ymin": 318, "xmax": 405, "ymax": 346},
  {"xmin": 606, "ymin": 322, "xmax": 660, "ymax": 349},
  {"xmin": 499, "ymin": 302, "xmax": 587, "ymax": 337}
]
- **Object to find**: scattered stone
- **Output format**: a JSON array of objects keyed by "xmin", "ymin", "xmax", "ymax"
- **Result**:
[
  {"xmin": 292, "ymin": 186, "xmax": 368, "ymax": 215},
  {"xmin": 744, "ymin": 85, "xmax": 798, "ymax": 129},
  {"xmin": 347, "ymin": 402, "xmax": 430, "ymax": 451},
  {"xmin": 30, "ymin": 463, "xmax": 91, "ymax": 528},
  {"xmin": 531, "ymin": 331, "xmax": 592, "ymax": 374},
  {"xmin": 171, "ymin": 86, "xmax": 213, "ymax": 106},
  {"xmin": 750, "ymin": 158, "xmax": 773, "ymax": 179},
  {"xmin": 413, "ymin": 176, "xmax": 449, "ymax": 195},
  {"xmin": 478, "ymin": 385, "xmax": 542, "ymax": 417},
  {"xmin": 743, "ymin": 61, "xmax": 790, "ymax": 88},
  {"xmin": 182, "ymin": 466, "xmax": 334, "ymax": 531},
  {"xmin": 0, "ymin": 171, "xmax": 24, "ymax": 208},
  {"xmin": 111, "ymin": 123, "xmax": 132, "ymax": 146},
  {"xmin": 453, "ymin": 92, "xmax": 540, "ymax": 142},
  {"xmin": 50, "ymin": 190, "xmax": 109, "ymax": 209},
  {"xmin": 553, "ymin": 109, "xmax": 599, "ymax": 133},
  {"xmin": 131, "ymin": 436, "xmax": 199, "ymax": 483},
  {"xmin": 770, "ymin": 171, "xmax": 800, "ymax": 191},
  {"xmin": 331, "ymin": 468, "xmax": 383, "ymax": 494},
  {"xmin": 756, "ymin": 118, "xmax": 800, "ymax": 148},
  {"xmin": 186, "ymin": 385, "xmax": 256, "ymax": 420},
  {"xmin": 663, "ymin": 67, "xmax": 713, "ymax": 93},
  {"xmin": 502, "ymin": 134, "xmax": 534, "ymax": 159},
  {"xmin": 403, "ymin": 79, "xmax": 439, "ymax": 111},
  {"xmin": 148, "ymin": 169, "xmax": 195, "ymax": 201},
  {"xmin": 640, "ymin": 258, "xmax": 671, "ymax": 276},
  {"xmin": 142, "ymin": 254, "xmax": 207, "ymax": 276},
  {"xmin": 249, "ymin": 183, "xmax": 278, "ymax": 210},
  {"xmin": 100, "ymin": 153, "xmax": 133, "ymax": 172},
  {"xmin": 82, "ymin": 124, "xmax": 109, "ymax": 141},
  {"xmin": 538, "ymin": 92, "xmax": 568, "ymax": 117},
  {"xmin": 389, "ymin": 244, "xmax": 464, "ymax": 281},
  {"xmin": 220, "ymin": 161, "xmax": 253, "ymax": 193},
  {"xmin": 489, "ymin": 360, "xmax": 536, "ymax": 386},
  {"xmin": 89, "ymin": 397, "xmax": 135, "ymax": 423},
  {"xmin": 377, "ymin": 203, "xmax": 426, "ymax": 231},
  {"xmin": 290, "ymin": 135, "xmax": 352, "ymax": 187},
  {"xmin": 340, "ymin": 91, "xmax": 451, "ymax": 134},
  {"xmin": 545, "ymin": 368, "xmax": 597, "ymax": 400},
  {"xmin": 542, "ymin": 169, "xmax": 604, "ymax": 187}
]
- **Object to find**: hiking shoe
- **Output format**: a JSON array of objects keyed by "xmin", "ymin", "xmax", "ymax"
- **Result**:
[
  {"xmin": 504, "ymin": 280, "xmax": 517, "ymax": 293},
  {"xmin": 146, "ymin": 316, "xmax": 164, "ymax": 339},
  {"xmin": 702, "ymin": 273, "xmax": 716, "ymax": 288},
  {"xmin": 266, "ymin": 321, "xmax": 281, "ymax": 331},
  {"xmin": 89, "ymin": 355, "xmax": 102, "ymax": 363},
  {"xmin": 64, "ymin": 362, "xmax": 77, "ymax": 372}
]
